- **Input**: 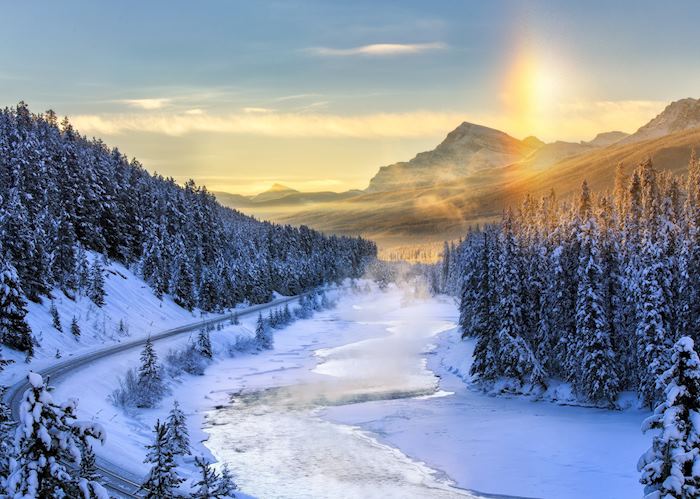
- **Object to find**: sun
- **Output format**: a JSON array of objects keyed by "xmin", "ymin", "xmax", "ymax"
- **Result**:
[{"xmin": 501, "ymin": 41, "xmax": 561, "ymax": 137}]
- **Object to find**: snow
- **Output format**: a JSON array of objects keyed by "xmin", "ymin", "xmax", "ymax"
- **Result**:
[
  {"xmin": 30, "ymin": 283, "xmax": 650, "ymax": 498},
  {"xmin": 0, "ymin": 253, "xmax": 227, "ymax": 387}
]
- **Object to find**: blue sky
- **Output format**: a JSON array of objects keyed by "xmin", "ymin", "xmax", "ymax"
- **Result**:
[{"xmin": 1, "ymin": 1, "xmax": 698, "ymax": 193}]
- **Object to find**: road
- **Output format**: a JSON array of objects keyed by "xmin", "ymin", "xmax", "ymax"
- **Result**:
[{"xmin": 3, "ymin": 292, "xmax": 310, "ymax": 498}]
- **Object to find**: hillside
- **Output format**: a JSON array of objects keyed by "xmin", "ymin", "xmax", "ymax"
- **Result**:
[
  {"xmin": 211, "ymin": 97, "xmax": 700, "ymax": 249},
  {"xmin": 271, "ymin": 99, "xmax": 700, "ymax": 246},
  {"xmin": 0, "ymin": 102, "xmax": 376, "ymax": 358}
]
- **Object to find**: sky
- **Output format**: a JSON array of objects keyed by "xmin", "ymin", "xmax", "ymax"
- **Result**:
[{"xmin": 1, "ymin": 1, "xmax": 699, "ymax": 194}]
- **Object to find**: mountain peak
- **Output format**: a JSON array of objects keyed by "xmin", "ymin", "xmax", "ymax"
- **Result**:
[
  {"xmin": 367, "ymin": 120, "xmax": 537, "ymax": 192},
  {"xmin": 624, "ymin": 97, "xmax": 700, "ymax": 144},
  {"xmin": 252, "ymin": 183, "xmax": 299, "ymax": 203},
  {"xmin": 266, "ymin": 183, "xmax": 297, "ymax": 193}
]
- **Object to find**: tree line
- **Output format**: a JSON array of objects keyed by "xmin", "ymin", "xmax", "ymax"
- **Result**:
[
  {"xmin": 0, "ymin": 102, "xmax": 376, "ymax": 356},
  {"xmin": 442, "ymin": 153, "xmax": 700, "ymax": 409}
]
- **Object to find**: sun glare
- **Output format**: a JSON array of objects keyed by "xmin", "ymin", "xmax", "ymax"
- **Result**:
[{"xmin": 501, "ymin": 41, "xmax": 561, "ymax": 138}]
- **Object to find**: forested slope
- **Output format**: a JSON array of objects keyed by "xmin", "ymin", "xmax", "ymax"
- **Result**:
[{"xmin": 0, "ymin": 102, "xmax": 376, "ymax": 356}]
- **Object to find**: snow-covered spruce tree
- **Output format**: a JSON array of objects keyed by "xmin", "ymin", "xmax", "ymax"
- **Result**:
[
  {"xmin": 136, "ymin": 337, "xmax": 166, "ymax": 407},
  {"xmin": 7, "ymin": 372, "xmax": 107, "ymax": 498},
  {"xmin": 493, "ymin": 210, "xmax": 543, "ymax": 387},
  {"xmin": 165, "ymin": 400, "xmax": 190, "ymax": 457},
  {"xmin": 0, "ymin": 386, "xmax": 15, "ymax": 483},
  {"xmin": 71, "ymin": 315, "xmax": 81, "ymax": 339},
  {"xmin": 638, "ymin": 336, "xmax": 700, "ymax": 498},
  {"xmin": 80, "ymin": 442, "xmax": 100, "ymax": 483},
  {"xmin": 575, "ymin": 216, "xmax": 620, "ymax": 406},
  {"xmin": 195, "ymin": 328, "xmax": 213, "ymax": 360},
  {"xmin": 171, "ymin": 252, "xmax": 196, "ymax": 311},
  {"xmin": 192, "ymin": 456, "xmax": 221, "ymax": 498},
  {"xmin": 0, "ymin": 258, "xmax": 34, "ymax": 356},
  {"xmin": 50, "ymin": 301, "xmax": 62, "ymax": 332},
  {"xmin": 255, "ymin": 312, "xmax": 273, "ymax": 350},
  {"xmin": 468, "ymin": 229, "xmax": 501, "ymax": 383},
  {"xmin": 215, "ymin": 463, "xmax": 238, "ymax": 497},
  {"xmin": 141, "ymin": 419, "xmax": 183, "ymax": 498},
  {"xmin": 88, "ymin": 259, "xmax": 106, "ymax": 307},
  {"xmin": 636, "ymin": 238, "xmax": 673, "ymax": 409}
]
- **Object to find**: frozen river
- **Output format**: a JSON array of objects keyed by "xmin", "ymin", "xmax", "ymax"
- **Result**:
[
  {"xmin": 202, "ymin": 288, "xmax": 475, "ymax": 498},
  {"xmin": 199, "ymin": 285, "xmax": 647, "ymax": 499}
]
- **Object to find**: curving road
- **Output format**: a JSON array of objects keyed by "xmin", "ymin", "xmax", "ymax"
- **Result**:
[{"xmin": 3, "ymin": 292, "xmax": 310, "ymax": 498}]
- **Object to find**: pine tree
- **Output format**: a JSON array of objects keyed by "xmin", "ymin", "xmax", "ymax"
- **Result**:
[
  {"xmin": 137, "ymin": 337, "xmax": 165, "ymax": 407},
  {"xmin": 172, "ymin": 253, "xmax": 196, "ymax": 311},
  {"xmin": 193, "ymin": 456, "xmax": 221, "ymax": 498},
  {"xmin": 255, "ymin": 312, "xmax": 273, "ymax": 350},
  {"xmin": 575, "ymin": 218, "xmax": 620, "ymax": 406},
  {"xmin": 195, "ymin": 328, "xmax": 213, "ymax": 359},
  {"xmin": 215, "ymin": 463, "xmax": 238, "ymax": 497},
  {"xmin": 493, "ymin": 211, "xmax": 542, "ymax": 386},
  {"xmin": 0, "ymin": 258, "xmax": 34, "ymax": 355},
  {"xmin": 71, "ymin": 315, "xmax": 81, "ymax": 339},
  {"xmin": 0, "ymin": 386, "xmax": 15, "ymax": 481},
  {"xmin": 80, "ymin": 442, "xmax": 100, "ymax": 483},
  {"xmin": 88, "ymin": 259, "xmax": 106, "ymax": 307},
  {"xmin": 7, "ymin": 372, "xmax": 107, "ymax": 497},
  {"xmin": 50, "ymin": 300, "xmax": 62, "ymax": 332},
  {"xmin": 165, "ymin": 400, "xmax": 190, "ymax": 457},
  {"xmin": 638, "ymin": 337, "xmax": 700, "ymax": 498},
  {"xmin": 637, "ymin": 242, "xmax": 672, "ymax": 408},
  {"xmin": 141, "ymin": 420, "xmax": 183, "ymax": 498}
]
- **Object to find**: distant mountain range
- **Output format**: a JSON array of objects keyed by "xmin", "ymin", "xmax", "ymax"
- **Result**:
[{"xmin": 215, "ymin": 97, "xmax": 700, "ymax": 248}]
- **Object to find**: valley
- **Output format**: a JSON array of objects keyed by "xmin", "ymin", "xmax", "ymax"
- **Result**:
[{"xmin": 215, "ymin": 98, "xmax": 700, "ymax": 252}]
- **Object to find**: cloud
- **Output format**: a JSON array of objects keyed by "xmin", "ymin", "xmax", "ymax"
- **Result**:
[
  {"xmin": 242, "ymin": 107, "xmax": 276, "ymax": 114},
  {"xmin": 121, "ymin": 98, "xmax": 172, "ymax": 110},
  {"xmin": 69, "ymin": 99, "xmax": 666, "ymax": 143},
  {"xmin": 70, "ymin": 110, "xmax": 465, "ymax": 138},
  {"xmin": 308, "ymin": 42, "xmax": 447, "ymax": 57}
]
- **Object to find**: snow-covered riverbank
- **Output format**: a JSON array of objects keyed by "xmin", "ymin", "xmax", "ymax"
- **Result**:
[
  {"xmin": 323, "ymin": 291, "xmax": 650, "ymax": 499},
  {"xmin": 51, "ymin": 284, "xmax": 649, "ymax": 498}
]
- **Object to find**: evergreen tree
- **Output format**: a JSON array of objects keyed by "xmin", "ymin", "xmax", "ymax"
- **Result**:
[
  {"xmin": 638, "ymin": 337, "xmax": 700, "ymax": 498},
  {"xmin": 493, "ymin": 211, "xmax": 542, "ymax": 386},
  {"xmin": 172, "ymin": 252, "xmax": 195, "ymax": 311},
  {"xmin": 192, "ymin": 456, "xmax": 221, "ymax": 498},
  {"xmin": 50, "ymin": 300, "xmax": 62, "ymax": 332},
  {"xmin": 215, "ymin": 463, "xmax": 238, "ymax": 497},
  {"xmin": 637, "ymin": 242, "xmax": 672, "ymax": 408},
  {"xmin": 80, "ymin": 442, "xmax": 100, "ymax": 483},
  {"xmin": 255, "ymin": 312, "xmax": 272, "ymax": 350},
  {"xmin": 136, "ymin": 337, "xmax": 165, "ymax": 407},
  {"xmin": 575, "ymin": 217, "xmax": 620, "ymax": 406},
  {"xmin": 195, "ymin": 328, "xmax": 213, "ymax": 359},
  {"xmin": 0, "ymin": 258, "xmax": 33, "ymax": 355},
  {"xmin": 165, "ymin": 400, "xmax": 190, "ymax": 457},
  {"xmin": 88, "ymin": 259, "xmax": 106, "ymax": 307},
  {"xmin": 7, "ymin": 373, "xmax": 107, "ymax": 498},
  {"xmin": 71, "ymin": 315, "xmax": 81, "ymax": 339},
  {"xmin": 0, "ymin": 387, "xmax": 15, "ymax": 481},
  {"xmin": 141, "ymin": 420, "xmax": 183, "ymax": 498}
]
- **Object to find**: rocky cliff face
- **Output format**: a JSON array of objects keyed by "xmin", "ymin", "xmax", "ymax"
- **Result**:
[{"xmin": 623, "ymin": 98, "xmax": 700, "ymax": 144}]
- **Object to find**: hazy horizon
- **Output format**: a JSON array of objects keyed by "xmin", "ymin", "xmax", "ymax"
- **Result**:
[{"xmin": 2, "ymin": 1, "xmax": 700, "ymax": 194}]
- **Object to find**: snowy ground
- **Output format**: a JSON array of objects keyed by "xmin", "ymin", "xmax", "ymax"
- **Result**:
[
  {"xmin": 46, "ymin": 283, "xmax": 649, "ymax": 498},
  {"xmin": 0, "ymin": 255, "xmax": 223, "ymax": 387}
]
